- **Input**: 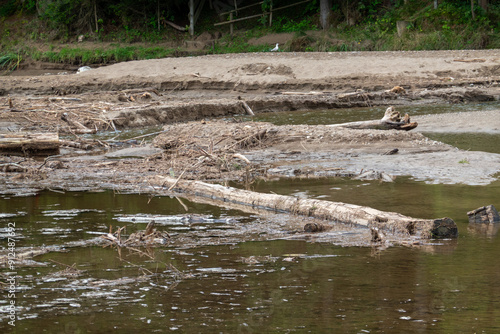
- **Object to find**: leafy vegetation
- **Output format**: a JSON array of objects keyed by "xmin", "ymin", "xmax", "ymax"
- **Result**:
[
  {"xmin": 0, "ymin": 53, "xmax": 22, "ymax": 74},
  {"xmin": 31, "ymin": 46, "xmax": 183, "ymax": 65},
  {"xmin": 0, "ymin": 0, "xmax": 499, "ymax": 67}
]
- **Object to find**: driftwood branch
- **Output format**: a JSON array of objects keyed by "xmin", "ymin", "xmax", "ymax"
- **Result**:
[
  {"xmin": 61, "ymin": 112, "xmax": 96, "ymax": 134},
  {"xmin": 328, "ymin": 106, "xmax": 418, "ymax": 131},
  {"xmin": 241, "ymin": 101, "xmax": 255, "ymax": 116},
  {"xmin": 164, "ymin": 20, "xmax": 187, "ymax": 31},
  {"xmin": 152, "ymin": 176, "xmax": 457, "ymax": 239}
]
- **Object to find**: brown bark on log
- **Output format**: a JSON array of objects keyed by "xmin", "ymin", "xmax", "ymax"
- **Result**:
[
  {"xmin": 0, "ymin": 132, "xmax": 60, "ymax": 156},
  {"xmin": 152, "ymin": 176, "xmax": 457, "ymax": 239}
]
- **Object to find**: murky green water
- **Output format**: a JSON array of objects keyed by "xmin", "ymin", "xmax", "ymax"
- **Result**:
[
  {"xmin": 245, "ymin": 102, "xmax": 500, "ymax": 126},
  {"xmin": 1, "ymin": 179, "xmax": 499, "ymax": 333},
  {"xmin": 2, "ymin": 103, "xmax": 500, "ymax": 333},
  {"xmin": 425, "ymin": 132, "xmax": 500, "ymax": 154},
  {"xmin": 243, "ymin": 102, "xmax": 500, "ymax": 154}
]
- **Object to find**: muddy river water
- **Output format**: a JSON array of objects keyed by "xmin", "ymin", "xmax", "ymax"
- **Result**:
[{"xmin": 1, "ymin": 103, "xmax": 500, "ymax": 333}]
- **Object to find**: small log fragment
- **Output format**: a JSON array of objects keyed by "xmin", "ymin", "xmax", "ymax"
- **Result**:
[
  {"xmin": 153, "ymin": 176, "xmax": 457, "ymax": 239},
  {"xmin": 328, "ymin": 106, "xmax": 418, "ymax": 131},
  {"xmin": 0, "ymin": 132, "xmax": 60, "ymax": 156},
  {"xmin": 383, "ymin": 148, "xmax": 399, "ymax": 155},
  {"xmin": 467, "ymin": 205, "xmax": 500, "ymax": 224},
  {"xmin": 241, "ymin": 101, "xmax": 255, "ymax": 116},
  {"xmin": 59, "ymin": 140, "xmax": 94, "ymax": 150},
  {"xmin": 232, "ymin": 153, "xmax": 251, "ymax": 164},
  {"xmin": 61, "ymin": 112, "xmax": 96, "ymax": 134},
  {"xmin": 8, "ymin": 97, "xmax": 23, "ymax": 112}
]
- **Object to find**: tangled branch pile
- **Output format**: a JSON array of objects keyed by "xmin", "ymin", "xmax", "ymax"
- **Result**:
[{"xmin": 153, "ymin": 120, "xmax": 280, "ymax": 181}]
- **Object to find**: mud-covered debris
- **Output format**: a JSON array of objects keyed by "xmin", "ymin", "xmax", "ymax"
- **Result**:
[
  {"xmin": 101, "ymin": 222, "xmax": 170, "ymax": 247},
  {"xmin": 387, "ymin": 86, "xmax": 406, "ymax": 94},
  {"xmin": 241, "ymin": 255, "xmax": 277, "ymax": 265},
  {"xmin": 124, "ymin": 221, "xmax": 170, "ymax": 246},
  {"xmin": 467, "ymin": 205, "xmax": 500, "ymax": 224},
  {"xmin": 355, "ymin": 170, "xmax": 395, "ymax": 182},
  {"xmin": 304, "ymin": 222, "xmax": 330, "ymax": 232},
  {"xmin": 45, "ymin": 261, "xmax": 85, "ymax": 279},
  {"xmin": 382, "ymin": 148, "xmax": 399, "ymax": 155}
]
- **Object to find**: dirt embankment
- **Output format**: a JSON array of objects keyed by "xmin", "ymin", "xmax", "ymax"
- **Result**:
[{"xmin": 0, "ymin": 50, "xmax": 500, "ymax": 195}]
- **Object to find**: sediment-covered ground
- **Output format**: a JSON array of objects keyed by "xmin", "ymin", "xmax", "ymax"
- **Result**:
[{"xmin": 1, "ymin": 50, "xmax": 499, "ymax": 194}]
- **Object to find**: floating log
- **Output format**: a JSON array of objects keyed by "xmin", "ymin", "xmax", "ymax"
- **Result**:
[
  {"xmin": 153, "ymin": 176, "xmax": 457, "ymax": 239},
  {"xmin": 328, "ymin": 106, "xmax": 418, "ymax": 131},
  {"xmin": 0, "ymin": 132, "xmax": 60, "ymax": 156}
]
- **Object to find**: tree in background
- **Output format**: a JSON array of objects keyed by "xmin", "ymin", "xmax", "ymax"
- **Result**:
[{"xmin": 320, "ymin": 0, "xmax": 332, "ymax": 29}]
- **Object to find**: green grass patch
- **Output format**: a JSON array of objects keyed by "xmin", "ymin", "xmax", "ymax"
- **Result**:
[
  {"xmin": 31, "ymin": 46, "xmax": 178, "ymax": 65},
  {"xmin": 0, "ymin": 53, "xmax": 22, "ymax": 74}
]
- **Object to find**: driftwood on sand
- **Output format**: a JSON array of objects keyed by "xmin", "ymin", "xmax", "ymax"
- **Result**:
[
  {"xmin": 328, "ymin": 106, "xmax": 418, "ymax": 131},
  {"xmin": 152, "ymin": 176, "xmax": 457, "ymax": 239}
]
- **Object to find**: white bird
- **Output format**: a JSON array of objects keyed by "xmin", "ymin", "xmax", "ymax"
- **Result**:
[{"xmin": 270, "ymin": 43, "xmax": 279, "ymax": 52}]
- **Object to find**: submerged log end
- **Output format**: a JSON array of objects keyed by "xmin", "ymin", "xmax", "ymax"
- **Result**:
[
  {"xmin": 467, "ymin": 205, "xmax": 500, "ymax": 224},
  {"xmin": 429, "ymin": 217, "xmax": 458, "ymax": 239}
]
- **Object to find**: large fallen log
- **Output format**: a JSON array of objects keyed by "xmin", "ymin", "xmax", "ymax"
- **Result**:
[
  {"xmin": 0, "ymin": 132, "xmax": 60, "ymax": 156},
  {"xmin": 152, "ymin": 176, "xmax": 457, "ymax": 239},
  {"xmin": 328, "ymin": 106, "xmax": 418, "ymax": 131}
]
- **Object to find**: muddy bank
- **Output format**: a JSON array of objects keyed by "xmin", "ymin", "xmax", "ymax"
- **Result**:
[
  {"xmin": 1, "ymin": 51, "xmax": 499, "ymax": 211},
  {"xmin": 1, "ymin": 116, "xmax": 499, "ymax": 198},
  {"xmin": 1, "ymin": 50, "xmax": 500, "ymax": 130}
]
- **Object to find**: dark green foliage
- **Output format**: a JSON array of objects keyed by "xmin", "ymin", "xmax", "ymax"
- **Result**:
[
  {"xmin": 31, "ymin": 45, "xmax": 178, "ymax": 64},
  {"xmin": 0, "ymin": 0, "xmax": 16, "ymax": 17},
  {"xmin": 39, "ymin": 0, "xmax": 82, "ymax": 27},
  {"xmin": 271, "ymin": 17, "xmax": 317, "ymax": 33},
  {"xmin": 1, "ymin": 0, "xmax": 500, "ymax": 66}
]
